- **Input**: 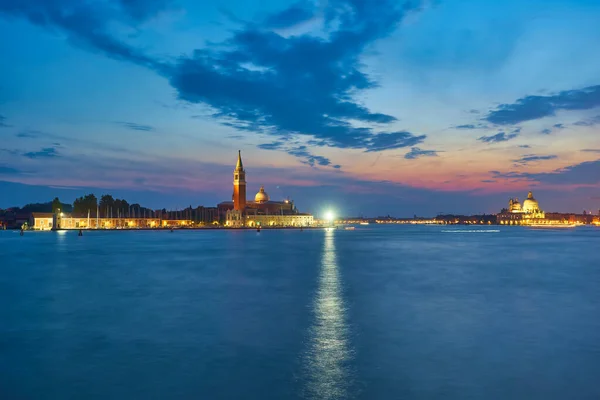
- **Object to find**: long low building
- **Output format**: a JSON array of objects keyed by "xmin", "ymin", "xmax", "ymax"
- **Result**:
[{"xmin": 28, "ymin": 213, "xmax": 193, "ymax": 230}]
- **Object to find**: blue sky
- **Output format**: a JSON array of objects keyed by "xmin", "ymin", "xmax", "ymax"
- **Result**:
[{"xmin": 1, "ymin": 0, "xmax": 599, "ymax": 216}]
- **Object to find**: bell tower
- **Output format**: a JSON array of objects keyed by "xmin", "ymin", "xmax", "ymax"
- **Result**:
[{"xmin": 233, "ymin": 150, "xmax": 246, "ymax": 211}]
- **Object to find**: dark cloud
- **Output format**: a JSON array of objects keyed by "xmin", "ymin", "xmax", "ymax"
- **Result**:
[
  {"xmin": 581, "ymin": 149, "xmax": 600, "ymax": 153},
  {"xmin": 524, "ymin": 160, "xmax": 600, "ymax": 185},
  {"xmin": 365, "ymin": 131, "xmax": 426, "ymax": 152},
  {"xmin": 167, "ymin": 0, "xmax": 426, "ymax": 152},
  {"xmin": 16, "ymin": 130, "xmax": 42, "ymax": 138},
  {"xmin": 490, "ymin": 170, "xmax": 531, "ymax": 181},
  {"xmin": 258, "ymin": 141, "xmax": 285, "ymax": 150},
  {"xmin": 513, "ymin": 154, "xmax": 558, "ymax": 165},
  {"xmin": 0, "ymin": 0, "xmax": 430, "ymax": 160},
  {"xmin": 485, "ymin": 85, "xmax": 600, "ymax": 125},
  {"xmin": 404, "ymin": 147, "xmax": 439, "ymax": 160},
  {"xmin": 491, "ymin": 159, "xmax": 600, "ymax": 186},
  {"xmin": 573, "ymin": 115, "xmax": 600, "ymax": 127},
  {"xmin": 481, "ymin": 179, "xmax": 496, "ymax": 183},
  {"xmin": 117, "ymin": 122, "xmax": 155, "ymax": 131},
  {"xmin": 23, "ymin": 147, "xmax": 60, "ymax": 159},
  {"xmin": 0, "ymin": 165, "xmax": 21, "ymax": 174},
  {"xmin": 262, "ymin": 1, "xmax": 315, "ymax": 29},
  {"xmin": 478, "ymin": 132, "xmax": 518, "ymax": 143},
  {"xmin": 541, "ymin": 123, "xmax": 565, "ymax": 135},
  {"xmin": 258, "ymin": 142, "xmax": 339, "ymax": 168},
  {"xmin": 518, "ymin": 145, "xmax": 531, "ymax": 149},
  {"xmin": 286, "ymin": 146, "xmax": 335, "ymax": 168},
  {"xmin": 454, "ymin": 123, "xmax": 489, "ymax": 130},
  {"xmin": 0, "ymin": 114, "xmax": 9, "ymax": 127},
  {"xmin": 0, "ymin": 0, "xmax": 166, "ymax": 70}
]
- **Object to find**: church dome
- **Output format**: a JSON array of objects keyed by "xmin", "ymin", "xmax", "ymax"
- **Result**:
[
  {"xmin": 522, "ymin": 191, "xmax": 539, "ymax": 212},
  {"xmin": 254, "ymin": 186, "xmax": 270, "ymax": 203}
]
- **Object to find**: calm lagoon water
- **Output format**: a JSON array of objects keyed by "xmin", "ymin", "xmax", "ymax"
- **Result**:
[{"xmin": 1, "ymin": 225, "xmax": 600, "ymax": 399}]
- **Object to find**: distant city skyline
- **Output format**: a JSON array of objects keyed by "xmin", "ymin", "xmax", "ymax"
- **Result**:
[{"xmin": 1, "ymin": 0, "xmax": 599, "ymax": 215}]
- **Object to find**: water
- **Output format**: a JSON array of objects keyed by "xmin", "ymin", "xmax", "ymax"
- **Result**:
[{"xmin": 1, "ymin": 226, "xmax": 599, "ymax": 399}]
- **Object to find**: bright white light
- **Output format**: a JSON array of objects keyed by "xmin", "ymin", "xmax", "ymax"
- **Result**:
[
  {"xmin": 60, "ymin": 212, "xmax": 64, "ymax": 217},
  {"xmin": 325, "ymin": 211, "xmax": 335, "ymax": 222}
]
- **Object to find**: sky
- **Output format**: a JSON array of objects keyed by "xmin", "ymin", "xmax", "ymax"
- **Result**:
[{"xmin": 0, "ymin": 0, "xmax": 599, "ymax": 217}]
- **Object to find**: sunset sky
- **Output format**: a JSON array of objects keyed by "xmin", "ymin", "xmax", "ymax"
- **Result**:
[{"xmin": 1, "ymin": 0, "xmax": 599, "ymax": 216}]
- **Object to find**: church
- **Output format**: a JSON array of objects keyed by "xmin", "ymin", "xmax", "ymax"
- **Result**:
[
  {"xmin": 497, "ymin": 191, "xmax": 546, "ymax": 225},
  {"xmin": 217, "ymin": 151, "xmax": 314, "ymax": 227}
]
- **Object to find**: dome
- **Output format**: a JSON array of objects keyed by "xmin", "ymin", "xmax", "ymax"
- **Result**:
[
  {"xmin": 522, "ymin": 191, "xmax": 539, "ymax": 213},
  {"xmin": 254, "ymin": 186, "xmax": 270, "ymax": 203}
]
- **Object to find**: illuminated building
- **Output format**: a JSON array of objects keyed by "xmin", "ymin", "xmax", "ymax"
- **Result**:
[
  {"xmin": 218, "ymin": 151, "xmax": 314, "ymax": 227},
  {"xmin": 497, "ymin": 191, "xmax": 546, "ymax": 225}
]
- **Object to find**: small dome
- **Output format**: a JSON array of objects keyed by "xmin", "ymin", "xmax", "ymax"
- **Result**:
[{"xmin": 254, "ymin": 186, "xmax": 270, "ymax": 203}]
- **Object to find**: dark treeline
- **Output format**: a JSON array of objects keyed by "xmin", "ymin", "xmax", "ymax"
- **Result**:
[
  {"xmin": 3, "ymin": 194, "xmax": 156, "ymax": 218},
  {"xmin": 73, "ymin": 194, "xmax": 156, "ymax": 218},
  {"xmin": 1, "ymin": 197, "xmax": 73, "ymax": 214}
]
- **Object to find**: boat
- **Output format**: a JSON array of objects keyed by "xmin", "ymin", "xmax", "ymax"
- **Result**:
[
  {"xmin": 359, "ymin": 222, "xmax": 369, "ymax": 225},
  {"xmin": 345, "ymin": 226, "xmax": 355, "ymax": 230}
]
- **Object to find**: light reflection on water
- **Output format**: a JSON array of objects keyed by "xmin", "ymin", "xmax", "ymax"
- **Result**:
[{"xmin": 303, "ymin": 230, "xmax": 353, "ymax": 400}]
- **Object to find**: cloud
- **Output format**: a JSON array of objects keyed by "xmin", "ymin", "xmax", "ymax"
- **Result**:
[
  {"xmin": 491, "ymin": 159, "xmax": 600, "ymax": 186},
  {"xmin": 0, "ymin": 165, "xmax": 22, "ymax": 174},
  {"xmin": 23, "ymin": 147, "xmax": 60, "ymax": 159},
  {"xmin": 262, "ymin": 1, "xmax": 315, "ymax": 29},
  {"xmin": 541, "ymin": 123, "xmax": 565, "ymax": 135},
  {"xmin": 0, "ymin": 114, "xmax": 9, "ymax": 127},
  {"xmin": 117, "ymin": 122, "xmax": 155, "ymax": 131},
  {"xmin": 258, "ymin": 142, "xmax": 339, "ymax": 168},
  {"xmin": 478, "ymin": 132, "xmax": 518, "ymax": 143},
  {"xmin": 166, "ymin": 1, "xmax": 427, "ymax": 152},
  {"xmin": 573, "ymin": 115, "xmax": 600, "ymax": 127},
  {"xmin": 524, "ymin": 160, "xmax": 600, "ymax": 185},
  {"xmin": 404, "ymin": 147, "xmax": 439, "ymax": 160},
  {"xmin": 0, "ymin": 0, "xmax": 166, "ymax": 71},
  {"xmin": 485, "ymin": 85, "xmax": 600, "ymax": 125},
  {"xmin": 365, "ymin": 131, "xmax": 426, "ymax": 152},
  {"xmin": 288, "ymin": 147, "xmax": 333, "ymax": 168},
  {"xmin": 0, "ymin": 0, "xmax": 431, "ymax": 157},
  {"xmin": 513, "ymin": 154, "xmax": 558, "ymax": 165},
  {"xmin": 454, "ymin": 123, "xmax": 489, "ymax": 130},
  {"xmin": 518, "ymin": 145, "xmax": 531, "ymax": 149},
  {"xmin": 481, "ymin": 179, "xmax": 496, "ymax": 183},
  {"xmin": 258, "ymin": 141, "xmax": 285, "ymax": 150},
  {"xmin": 581, "ymin": 149, "xmax": 600, "ymax": 153},
  {"xmin": 16, "ymin": 130, "xmax": 42, "ymax": 138}
]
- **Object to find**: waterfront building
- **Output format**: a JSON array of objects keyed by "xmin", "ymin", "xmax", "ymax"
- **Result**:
[
  {"xmin": 218, "ymin": 151, "xmax": 314, "ymax": 227},
  {"xmin": 26, "ymin": 213, "xmax": 193, "ymax": 230},
  {"xmin": 497, "ymin": 191, "xmax": 546, "ymax": 225}
]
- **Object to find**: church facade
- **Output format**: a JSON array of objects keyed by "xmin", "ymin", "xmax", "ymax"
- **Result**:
[{"xmin": 218, "ymin": 151, "xmax": 314, "ymax": 227}]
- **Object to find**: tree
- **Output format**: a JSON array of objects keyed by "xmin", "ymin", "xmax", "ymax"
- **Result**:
[
  {"xmin": 52, "ymin": 197, "xmax": 62, "ymax": 213},
  {"xmin": 73, "ymin": 194, "xmax": 98, "ymax": 216},
  {"xmin": 99, "ymin": 194, "xmax": 115, "ymax": 217}
]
